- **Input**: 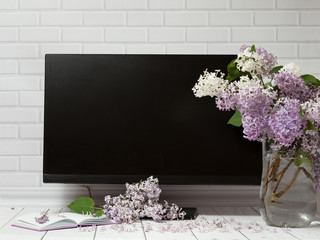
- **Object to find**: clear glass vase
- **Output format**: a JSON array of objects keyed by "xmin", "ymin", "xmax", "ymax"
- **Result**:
[{"xmin": 260, "ymin": 142, "xmax": 317, "ymax": 227}]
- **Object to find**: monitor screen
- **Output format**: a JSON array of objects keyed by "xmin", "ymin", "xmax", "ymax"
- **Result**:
[{"xmin": 44, "ymin": 54, "xmax": 262, "ymax": 185}]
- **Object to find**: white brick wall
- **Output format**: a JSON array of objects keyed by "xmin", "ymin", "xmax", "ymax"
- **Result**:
[{"xmin": 0, "ymin": 0, "xmax": 319, "ymax": 196}]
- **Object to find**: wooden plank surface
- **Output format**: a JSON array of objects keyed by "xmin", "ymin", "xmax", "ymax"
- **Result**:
[
  {"xmin": 0, "ymin": 207, "xmax": 319, "ymax": 240},
  {"xmin": 0, "ymin": 207, "xmax": 59, "ymax": 240},
  {"xmin": 95, "ymin": 220, "xmax": 146, "ymax": 240},
  {"xmin": 141, "ymin": 219, "xmax": 197, "ymax": 240},
  {"xmin": 0, "ymin": 207, "xmax": 22, "ymax": 230},
  {"xmin": 190, "ymin": 207, "xmax": 249, "ymax": 240},
  {"xmin": 213, "ymin": 207, "xmax": 298, "ymax": 240},
  {"xmin": 252, "ymin": 207, "xmax": 320, "ymax": 240}
]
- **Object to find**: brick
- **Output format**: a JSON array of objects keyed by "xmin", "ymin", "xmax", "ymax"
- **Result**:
[
  {"xmin": 62, "ymin": 0, "xmax": 103, "ymax": 9},
  {"xmin": 126, "ymin": 44, "xmax": 165, "ymax": 54},
  {"xmin": 0, "ymin": 173, "xmax": 39, "ymax": 187},
  {"xmin": 20, "ymin": 27, "xmax": 60, "ymax": 42},
  {"xmin": 232, "ymin": 28, "xmax": 275, "ymax": 42},
  {"xmin": 0, "ymin": 77, "xmax": 39, "ymax": 90},
  {"xmin": 187, "ymin": 0, "xmax": 228, "ymax": 9},
  {"xmin": 255, "ymin": 11, "xmax": 298, "ymax": 25},
  {"xmin": 0, "ymin": 44, "xmax": 38, "ymax": 58},
  {"xmin": 0, "ymin": 109, "xmax": 38, "ymax": 123},
  {"xmin": 0, "ymin": 157, "xmax": 18, "ymax": 170},
  {"xmin": 40, "ymin": 109, "xmax": 44, "ymax": 122},
  {"xmin": 277, "ymin": 0, "xmax": 320, "ymax": 9},
  {"xmin": 82, "ymin": 44, "xmax": 125, "ymax": 53},
  {"xmin": 166, "ymin": 44, "xmax": 206, "ymax": 54},
  {"xmin": 20, "ymin": 0, "xmax": 60, "ymax": 9},
  {"xmin": 128, "ymin": 12, "xmax": 162, "ymax": 26},
  {"xmin": 149, "ymin": 28, "xmax": 185, "ymax": 42},
  {"xmin": 105, "ymin": 28, "xmax": 146, "ymax": 42},
  {"xmin": 301, "ymin": 12, "xmax": 320, "ymax": 26},
  {"xmin": 0, "ymin": 0, "xmax": 18, "ymax": 9},
  {"xmin": 0, "ymin": 61, "xmax": 17, "ymax": 73},
  {"xmin": 41, "ymin": 44, "xmax": 81, "ymax": 57},
  {"xmin": 259, "ymin": 44, "xmax": 297, "ymax": 58},
  {"xmin": 210, "ymin": 11, "xmax": 252, "ymax": 26},
  {"xmin": 232, "ymin": 0, "xmax": 274, "ymax": 9},
  {"xmin": 20, "ymin": 156, "xmax": 43, "ymax": 171},
  {"xmin": 0, "ymin": 141, "xmax": 40, "ymax": 155},
  {"xmin": 278, "ymin": 28, "xmax": 320, "ymax": 42},
  {"xmin": 20, "ymin": 92, "xmax": 44, "ymax": 107},
  {"xmin": 84, "ymin": 12, "xmax": 125, "ymax": 26},
  {"xmin": 41, "ymin": 12, "xmax": 82, "ymax": 26},
  {"xmin": 208, "ymin": 43, "xmax": 242, "ymax": 54},
  {"xmin": 0, "ymin": 28, "xmax": 18, "ymax": 41},
  {"xmin": 63, "ymin": 28, "xmax": 104, "ymax": 42},
  {"xmin": 0, "ymin": 125, "xmax": 18, "ymax": 138},
  {"xmin": 0, "ymin": 13, "xmax": 38, "ymax": 26},
  {"xmin": 299, "ymin": 44, "xmax": 320, "ymax": 58},
  {"xmin": 187, "ymin": 28, "xmax": 229, "ymax": 42},
  {"xmin": 289, "ymin": 60, "xmax": 320, "ymax": 75},
  {"xmin": 106, "ymin": 0, "xmax": 146, "ymax": 9},
  {"xmin": 165, "ymin": 12, "xmax": 207, "ymax": 26},
  {"xmin": 0, "ymin": 92, "xmax": 18, "ymax": 106},
  {"xmin": 20, "ymin": 60, "xmax": 44, "ymax": 74},
  {"xmin": 149, "ymin": 0, "xmax": 184, "ymax": 9},
  {"xmin": 20, "ymin": 124, "xmax": 43, "ymax": 138}
]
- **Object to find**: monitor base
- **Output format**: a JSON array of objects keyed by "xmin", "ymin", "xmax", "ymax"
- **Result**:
[{"xmin": 182, "ymin": 207, "xmax": 198, "ymax": 220}]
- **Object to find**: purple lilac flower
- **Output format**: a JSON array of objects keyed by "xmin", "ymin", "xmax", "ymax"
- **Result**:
[
  {"xmin": 255, "ymin": 46, "xmax": 278, "ymax": 76},
  {"xmin": 268, "ymin": 98, "xmax": 304, "ymax": 147},
  {"xmin": 275, "ymin": 71, "xmax": 311, "ymax": 102},
  {"xmin": 103, "ymin": 176, "xmax": 185, "ymax": 223},
  {"xmin": 35, "ymin": 209, "xmax": 50, "ymax": 224},
  {"xmin": 241, "ymin": 113, "xmax": 268, "ymax": 141}
]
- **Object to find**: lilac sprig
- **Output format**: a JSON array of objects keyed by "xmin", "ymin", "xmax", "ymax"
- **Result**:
[
  {"xmin": 35, "ymin": 209, "xmax": 50, "ymax": 224},
  {"xmin": 103, "ymin": 176, "xmax": 185, "ymax": 223},
  {"xmin": 192, "ymin": 44, "xmax": 320, "ymax": 190}
]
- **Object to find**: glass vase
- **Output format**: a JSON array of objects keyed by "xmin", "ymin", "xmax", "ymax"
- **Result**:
[{"xmin": 260, "ymin": 141, "xmax": 317, "ymax": 227}]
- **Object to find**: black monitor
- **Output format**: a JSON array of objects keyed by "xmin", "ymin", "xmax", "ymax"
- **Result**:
[{"xmin": 43, "ymin": 54, "xmax": 262, "ymax": 185}]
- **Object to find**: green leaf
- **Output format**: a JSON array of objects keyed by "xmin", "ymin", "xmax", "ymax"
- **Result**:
[
  {"xmin": 227, "ymin": 109, "xmax": 242, "ymax": 127},
  {"xmin": 301, "ymin": 74, "xmax": 320, "ymax": 87},
  {"xmin": 250, "ymin": 45, "xmax": 256, "ymax": 52},
  {"xmin": 294, "ymin": 150, "xmax": 312, "ymax": 168},
  {"xmin": 265, "ymin": 81, "xmax": 272, "ymax": 87},
  {"xmin": 95, "ymin": 210, "xmax": 103, "ymax": 217},
  {"xmin": 226, "ymin": 59, "xmax": 247, "ymax": 82},
  {"xmin": 307, "ymin": 120, "xmax": 318, "ymax": 131},
  {"xmin": 68, "ymin": 197, "xmax": 95, "ymax": 214},
  {"xmin": 269, "ymin": 66, "xmax": 283, "ymax": 74},
  {"xmin": 299, "ymin": 106, "xmax": 304, "ymax": 119}
]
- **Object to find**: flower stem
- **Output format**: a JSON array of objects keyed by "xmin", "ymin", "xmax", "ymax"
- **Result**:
[{"xmin": 271, "ymin": 167, "xmax": 302, "ymax": 202}]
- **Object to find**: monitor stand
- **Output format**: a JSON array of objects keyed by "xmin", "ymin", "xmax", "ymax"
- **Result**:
[{"xmin": 182, "ymin": 207, "xmax": 198, "ymax": 220}]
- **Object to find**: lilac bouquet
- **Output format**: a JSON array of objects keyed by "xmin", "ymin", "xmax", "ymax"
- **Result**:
[
  {"xmin": 103, "ymin": 176, "xmax": 185, "ymax": 223},
  {"xmin": 192, "ymin": 45, "xmax": 320, "ymax": 191}
]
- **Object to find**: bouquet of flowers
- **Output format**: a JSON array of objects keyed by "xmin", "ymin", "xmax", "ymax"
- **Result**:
[{"xmin": 192, "ymin": 45, "xmax": 320, "ymax": 191}]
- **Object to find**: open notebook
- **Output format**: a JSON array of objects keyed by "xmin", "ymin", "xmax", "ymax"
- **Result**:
[{"xmin": 12, "ymin": 212, "xmax": 114, "ymax": 231}]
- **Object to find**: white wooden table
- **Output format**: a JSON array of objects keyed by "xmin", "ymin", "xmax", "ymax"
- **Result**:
[{"xmin": 0, "ymin": 207, "xmax": 319, "ymax": 240}]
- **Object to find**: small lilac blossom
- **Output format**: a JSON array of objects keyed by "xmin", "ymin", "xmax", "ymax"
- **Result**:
[{"xmin": 35, "ymin": 209, "xmax": 50, "ymax": 224}]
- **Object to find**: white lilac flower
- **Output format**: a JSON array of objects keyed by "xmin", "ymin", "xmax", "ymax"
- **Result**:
[
  {"xmin": 280, "ymin": 63, "xmax": 301, "ymax": 77},
  {"xmin": 236, "ymin": 45, "xmax": 277, "ymax": 77},
  {"xmin": 301, "ymin": 95, "xmax": 320, "ymax": 127},
  {"xmin": 192, "ymin": 70, "xmax": 227, "ymax": 98}
]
